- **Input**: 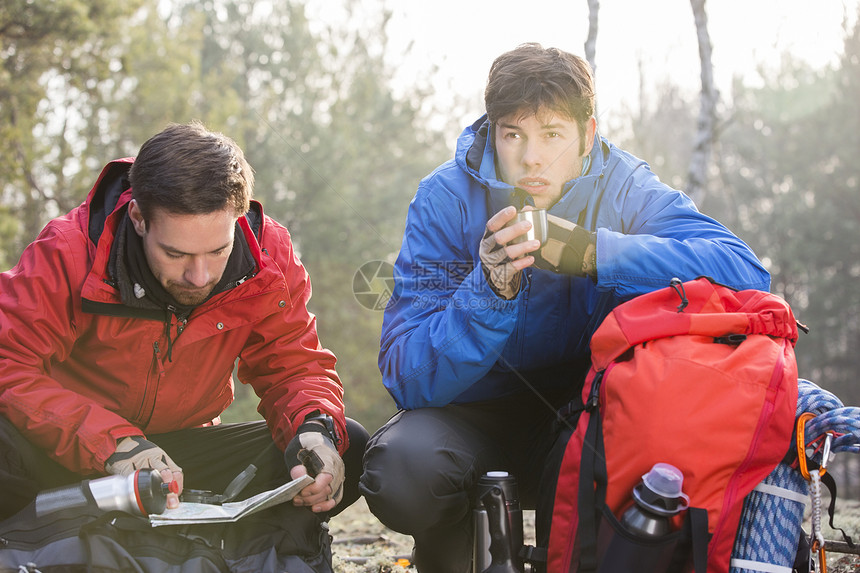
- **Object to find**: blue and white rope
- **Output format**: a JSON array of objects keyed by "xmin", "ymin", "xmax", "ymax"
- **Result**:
[{"xmin": 730, "ymin": 379, "xmax": 860, "ymax": 573}]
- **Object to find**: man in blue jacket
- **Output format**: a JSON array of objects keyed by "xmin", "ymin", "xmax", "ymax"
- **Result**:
[{"xmin": 360, "ymin": 43, "xmax": 770, "ymax": 572}]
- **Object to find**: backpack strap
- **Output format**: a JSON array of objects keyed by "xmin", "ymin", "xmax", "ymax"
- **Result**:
[
  {"xmin": 688, "ymin": 508, "xmax": 709, "ymax": 573},
  {"xmin": 576, "ymin": 373, "xmax": 607, "ymax": 573},
  {"xmin": 666, "ymin": 506, "xmax": 709, "ymax": 573},
  {"xmin": 818, "ymin": 470, "xmax": 854, "ymax": 547}
]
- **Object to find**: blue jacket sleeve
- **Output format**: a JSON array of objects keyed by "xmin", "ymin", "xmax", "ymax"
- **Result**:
[
  {"xmin": 594, "ymin": 173, "xmax": 770, "ymax": 299},
  {"xmin": 378, "ymin": 184, "xmax": 518, "ymax": 409}
]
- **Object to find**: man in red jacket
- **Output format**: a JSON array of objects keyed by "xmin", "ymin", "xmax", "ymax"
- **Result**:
[{"xmin": 0, "ymin": 122, "xmax": 367, "ymax": 530}]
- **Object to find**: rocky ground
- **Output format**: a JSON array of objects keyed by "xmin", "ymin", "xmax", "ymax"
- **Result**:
[
  {"xmin": 328, "ymin": 498, "xmax": 860, "ymax": 572},
  {"xmin": 328, "ymin": 497, "xmax": 415, "ymax": 572}
]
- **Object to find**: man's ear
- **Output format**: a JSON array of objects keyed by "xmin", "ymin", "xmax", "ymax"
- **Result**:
[
  {"xmin": 128, "ymin": 199, "xmax": 146, "ymax": 237},
  {"xmin": 127, "ymin": 200, "xmax": 147, "ymax": 237},
  {"xmin": 584, "ymin": 116, "xmax": 597, "ymax": 156}
]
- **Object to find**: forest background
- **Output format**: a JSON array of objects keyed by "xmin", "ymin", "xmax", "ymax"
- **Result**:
[{"xmin": 2, "ymin": 0, "xmax": 859, "ymax": 492}]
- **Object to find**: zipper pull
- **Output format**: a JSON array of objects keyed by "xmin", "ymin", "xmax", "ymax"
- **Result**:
[{"xmin": 152, "ymin": 341, "xmax": 166, "ymax": 375}]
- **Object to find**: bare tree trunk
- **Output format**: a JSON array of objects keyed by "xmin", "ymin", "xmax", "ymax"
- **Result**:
[
  {"xmin": 585, "ymin": 0, "xmax": 600, "ymax": 78},
  {"xmin": 687, "ymin": 0, "xmax": 718, "ymax": 206}
]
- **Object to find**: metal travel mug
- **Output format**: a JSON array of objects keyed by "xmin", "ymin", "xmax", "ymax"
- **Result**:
[
  {"xmin": 472, "ymin": 471, "xmax": 524, "ymax": 573},
  {"xmin": 508, "ymin": 209, "xmax": 547, "ymax": 246}
]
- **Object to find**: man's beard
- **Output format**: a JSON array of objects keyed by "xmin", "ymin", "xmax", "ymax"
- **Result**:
[{"xmin": 165, "ymin": 282, "xmax": 216, "ymax": 307}]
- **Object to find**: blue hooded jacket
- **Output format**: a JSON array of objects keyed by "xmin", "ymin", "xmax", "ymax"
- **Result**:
[{"xmin": 379, "ymin": 116, "xmax": 770, "ymax": 409}]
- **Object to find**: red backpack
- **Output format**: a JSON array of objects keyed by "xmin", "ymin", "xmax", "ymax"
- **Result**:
[{"xmin": 537, "ymin": 277, "xmax": 799, "ymax": 573}]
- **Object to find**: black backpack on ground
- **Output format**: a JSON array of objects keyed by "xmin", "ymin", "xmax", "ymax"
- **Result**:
[{"xmin": 0, "ymin": 500, "xmax": 333, "ymax": 573}]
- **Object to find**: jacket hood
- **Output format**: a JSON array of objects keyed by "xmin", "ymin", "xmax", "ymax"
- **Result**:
[
  {"xmin": 85, "ymin": 159, "xmax": 135, "ymax": 247},
  {"xmin": 454, "ymin": 114, "xmax": 609, "ymax": 222}
]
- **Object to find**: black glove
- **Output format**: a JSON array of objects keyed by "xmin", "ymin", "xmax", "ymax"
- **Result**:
[
  {"xmin": 534, "ymin": 213, "xmax": 597, "ymax": 278},
  {"xmin": 284, "ymin": 422, "xmax": 344, "ymax": 504}
]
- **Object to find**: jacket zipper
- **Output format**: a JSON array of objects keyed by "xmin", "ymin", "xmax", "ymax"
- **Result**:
[
  {"xmin": 136, "ymin": 311, "xmax": 187, "ymax": 426},
  {"xmin": 136, "ymin": 339, "xmax": 165, "ymax": 426}
]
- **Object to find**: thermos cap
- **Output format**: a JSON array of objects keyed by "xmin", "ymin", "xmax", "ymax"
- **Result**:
[
  {"xmin": 136, "ymin": 469, "xmax": 170, "ymax": 516},
  {"xmin": 474, "ymin": 471, "xmax": 519, "ymax": 507}
]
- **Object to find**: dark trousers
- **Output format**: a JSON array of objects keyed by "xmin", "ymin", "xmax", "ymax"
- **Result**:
[
  {"xmin": 360, "ymin": 388, "xmax": 580, "ymax": 573},
  {"xmin": 0, "ymin": 415, "xmax": 369, "ymax": 521}
]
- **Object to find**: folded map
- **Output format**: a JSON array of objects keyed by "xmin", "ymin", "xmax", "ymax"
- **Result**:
[{"xmin": 149, "ymin": 474, "xmax": 314, "ymax": 526}]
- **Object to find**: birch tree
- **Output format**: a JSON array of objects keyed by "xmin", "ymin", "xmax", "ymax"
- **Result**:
[
  {"xmin": 584, "ymin": 0, "xmax": 600, "ymax": 78},
  {"xmin": 687, "ymin": 0, "xmax": 719, "ymax": 205}
]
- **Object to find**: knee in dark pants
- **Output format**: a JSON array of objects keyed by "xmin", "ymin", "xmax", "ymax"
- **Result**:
[{"xmin": 359, "ymin": 410, "xmax": 479, "ymax": 535}]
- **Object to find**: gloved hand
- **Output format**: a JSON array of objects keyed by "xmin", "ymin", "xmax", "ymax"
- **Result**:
[
  {"xmin": 479, "ymin": 206, "xmax": 541, "ymax": 299},
  {"xmin": 105, "ymin": 436, "xmax": 183, "ymax": 509},
  {"xmin": 284, "ymin": 422, "xmax": 345, "ymax": 509},
  {"xmin": 105, "ymin": 436, "xmax": 182, "ymax": 475},
  {"xmin": 535, "ymin": 213, "xmax": 597, "ymax": 278}
]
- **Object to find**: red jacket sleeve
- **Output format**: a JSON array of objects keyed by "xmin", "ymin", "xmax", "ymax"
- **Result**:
[
  {"xmin": 237, "ymin": 217, "xmax": 348, "ymax": 454},
  {"xmin": 0, "ymin": 217, "xmax": 144, "ymax": 475}
]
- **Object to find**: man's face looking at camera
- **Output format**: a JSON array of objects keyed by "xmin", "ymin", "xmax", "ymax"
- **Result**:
[{"xmin": 494, "ymin": 108, "xmax": 596, "ymax": 210}]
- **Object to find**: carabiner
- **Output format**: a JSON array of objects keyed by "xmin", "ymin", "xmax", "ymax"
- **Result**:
[
  {"xmin": 796, "ymin": 412, "xmax": 828, "ymax": 480},
  {"xmin": 796, "ymin": 413, "xmax": 814, "ymax": 480}
]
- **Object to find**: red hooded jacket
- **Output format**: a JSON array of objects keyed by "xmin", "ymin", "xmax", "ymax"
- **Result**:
[{"xmin": 0, "ymin": 159, "xmax": 348, "ymax": 475}]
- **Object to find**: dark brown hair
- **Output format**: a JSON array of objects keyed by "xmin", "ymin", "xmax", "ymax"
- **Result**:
[
  {"xmin": 128, "ymin": 121, "xmax": 253, "ymax": 224},
  {"xmin": 485, "ymin": 43, "xmax": 595, "ymax": 141}
]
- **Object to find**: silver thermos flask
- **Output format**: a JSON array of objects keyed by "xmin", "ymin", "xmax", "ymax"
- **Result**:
[
  {"xmin": 35, "ymin": 468, "xmax": 176, "ymax": 518},
  {"xmin": 472, "ymin": 471, "xmax": 524, "ymax": 573}
]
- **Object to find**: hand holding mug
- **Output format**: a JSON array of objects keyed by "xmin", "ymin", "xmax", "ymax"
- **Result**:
[{"xmin": 479, "ymin": 206, "xmax": 543, "ymax": 299}]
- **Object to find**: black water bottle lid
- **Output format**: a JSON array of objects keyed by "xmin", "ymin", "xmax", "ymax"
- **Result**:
[
  {"xmin": 475, "ymin": 471, "xmax": 519, "ymax": 508},
  {"xmin": 135, "ymin": 469, "xmax": 171, "ymax": 516}
]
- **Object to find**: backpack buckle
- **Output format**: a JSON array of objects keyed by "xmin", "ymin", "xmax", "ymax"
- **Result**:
[
  {"xmin": 586, "ymin": 372, "xmax": 604, "ymax": 410},
  {"xmin": 714, "ymin": 334, "xmax": 747, "ymax": 345}
]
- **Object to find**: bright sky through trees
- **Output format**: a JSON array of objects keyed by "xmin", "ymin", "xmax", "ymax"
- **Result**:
[{"xmin": 306, "ymin": 0, "xmax": 858, "ymax": 129}]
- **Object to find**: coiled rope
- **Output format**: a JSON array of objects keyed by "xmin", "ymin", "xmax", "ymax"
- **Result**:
[{"xmin": 730, "ymin": 379, "xmax": 860, "ymax": 573}]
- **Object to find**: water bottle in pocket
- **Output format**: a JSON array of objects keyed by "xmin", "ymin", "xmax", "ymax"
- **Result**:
[{"xmin": 596, "ymin": 463, "xmax": 694, "ymax": 573}]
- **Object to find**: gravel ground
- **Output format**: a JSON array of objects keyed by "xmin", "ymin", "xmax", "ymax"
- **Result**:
[
  {"xmin": 329, "ymin": 498, "xmax": 540, "ymax": 571},
  {"xmin": 328, "ymin": 497, "xmax": 860, "ymax": 572},
  {"xmin": 328, "ymin": 497, "xmax": 415, "ymax": 572}
]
